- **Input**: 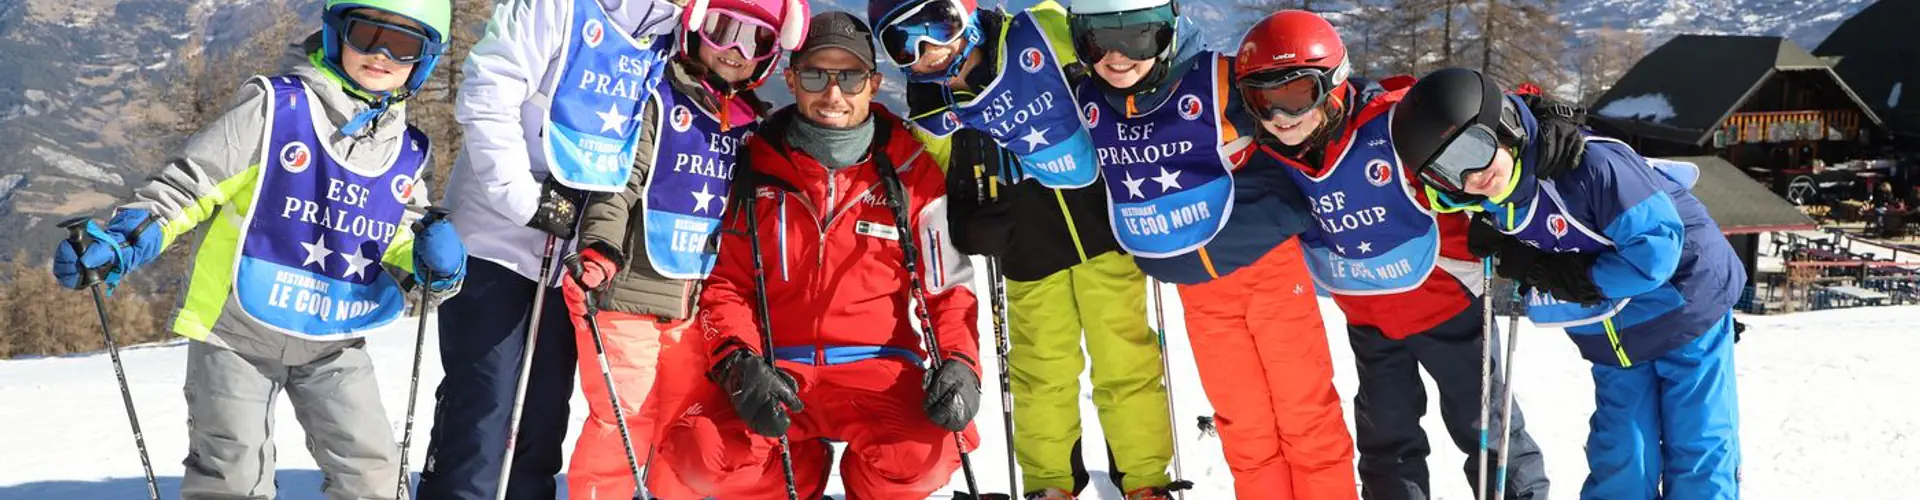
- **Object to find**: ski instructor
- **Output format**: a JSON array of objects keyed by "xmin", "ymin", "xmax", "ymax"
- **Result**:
[
  {"xmin": 422, "ymin": 0, "xmax": 681, "ymax": 498},
  {"xmin": 656, "ymin": 12, "xmax": 984, "ymax": 499}
]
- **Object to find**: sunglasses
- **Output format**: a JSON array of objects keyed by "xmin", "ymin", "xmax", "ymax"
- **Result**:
[
  {"xmin": 1415, "ymin": 123, "xmax": 1502, "ymax": 194},
  {"xmin": 701, "ymin": 9, "xmax": 780, "ymax": 62},
  {"xmin": 793, "ymin": 68, "xmax": 875, "ymax": 94},
  {"xmin": 877, "ymin": 0, "xmax": 970, "ymax": 67},
  {"xmin": 341, "ymin": 15, "xmax": 436, "ymax": 63},
  {"xmin": 1070, "ymin": 6, "xmax": 1175, "ymax": 61},
  {"xmin": 1240, "ymin": 67, "xmax": 1336, "ymax": 120}
]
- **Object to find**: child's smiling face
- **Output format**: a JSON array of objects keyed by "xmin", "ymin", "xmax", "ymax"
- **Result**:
[{"xmin": 340, "ymin": 9, "xmax": 424, "ymax": 94}]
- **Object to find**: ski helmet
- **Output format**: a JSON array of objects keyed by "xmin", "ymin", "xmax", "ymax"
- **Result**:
[
  {"xmin": 681, "ymin": 0, "xmax": 810, "ymax": 89},
  {"xmin": 320, "ymin": 0, "xmax": 452, "ymax": 98},
  {"xmin": 1234, "ymin": 11, "xmax": 1350, "ymax": 119},
  {"xmin": 868, "ymin": 0, "xmax": 981, "ymax": 82},
  {"xmin": 1069, "ymin": 0, "xmax": 1180, "ymax": 94},
  {"xmin": 1390, "ymin": 67, "xmax": 1528, "ymax": 195}
]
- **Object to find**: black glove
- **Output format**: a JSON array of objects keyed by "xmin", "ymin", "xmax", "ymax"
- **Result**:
[
  {"xmin": 1519, "ymin": 94, "xmax": 1589, "ymax": 180},
  {"xmin": 1524, "ymin": 252, "xmax": 1605, "ymax": 305},
  {"xmin": 1472, "ymin": 215, "xmax": 1547, "ymax": 286},
  {"xmin": 922, "ymin": 358, "xmax": 981, "ymax": 432},
  {"xmin": 709, "ymin": 350, "xmax": 805, "ymax": 438},
  {"xmin": 527, "ymin": 180, "xmax": 583, "ymax": 240},
  {"xmin": 1466, "ymin": 214, "xmax": 1513, "ymax": 258}
]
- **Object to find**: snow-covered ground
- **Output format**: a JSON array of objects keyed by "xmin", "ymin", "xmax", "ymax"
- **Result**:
[{"xmin": 3, "ymin": 274, "xmax": 1918, "ymax": 499}]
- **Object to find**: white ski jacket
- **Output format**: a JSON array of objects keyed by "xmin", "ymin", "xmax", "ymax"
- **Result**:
[{"xmin": 443, "ymin": 0, "xmax": 682, "ymax": 280}]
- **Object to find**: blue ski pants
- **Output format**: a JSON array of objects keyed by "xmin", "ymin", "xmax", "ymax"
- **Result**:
[
  {"xmin": 1582, "ymin": 312, "xmax": 1740, "ymax": 500},
  {"xmin": 416, "ymin": 258, "xmax": 579, "ymax": 500}
]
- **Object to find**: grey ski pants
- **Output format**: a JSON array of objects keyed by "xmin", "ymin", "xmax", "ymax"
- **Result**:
[{"xmin": 180, "ymin": 339, "xmax": 401, "ymax": 500}]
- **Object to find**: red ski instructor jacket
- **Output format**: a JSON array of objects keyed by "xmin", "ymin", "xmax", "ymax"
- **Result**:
[{"xmin": 697, "ymin": 105, "xmax": 983, "ymax": 375}]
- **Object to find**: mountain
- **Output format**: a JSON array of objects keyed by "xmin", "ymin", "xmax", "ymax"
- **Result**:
[{"xmin": 0, "ymin": 0, "xmax": 1885, "ymax": 258}]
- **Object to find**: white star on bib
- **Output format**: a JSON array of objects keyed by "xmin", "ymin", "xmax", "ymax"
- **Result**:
[
  {"xmin": 1122, "ymin": 171, "xmax": 1147, "ymax": 199},
  {"xmin": 692, "ymin": 183, "xmax": 717, "ymax": 213},
  {"xmin": 1357, "ymin": 241, "xmax": 1374, "ymax": 254},
  {"xmin": 1152, "ymin": 167, "xmax": 1183, "ymax": 192},
  {"xmin": 1019, "ymin": 127, "xmax": 1051, "ymax": 151},
  {"xmin": 597, "ymin": 103, "xmax": 630, "ymax": 134},
  {"xmin": 339, "ymin": 247, "xmax": 375, "ymax": 280},
  {"xmin": 300, "ymin": 236, "xmax": 332, "ymax": 271}
]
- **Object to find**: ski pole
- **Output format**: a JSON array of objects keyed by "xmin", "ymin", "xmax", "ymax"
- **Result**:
[
  {"xmin": 1149, "ymin": 278, "xmax": 1193, "ymax": 498},
  {"xmin": 58, "ymin": 218, "xmax": 159, "ymax": 500},
  {"xmin": 565, "ymin": 256, "xmax": 649, "ymax": 498},
  {"xmin": 1492, "ymin": 290, "xmax": 1525, "ymax": 500},
  {"xmin": 740, "ymin": 173, "xmax": 800, "ymax": 500},
  {"xmin": 1475, "ymin": 258, "xmax": 1496, "ymax": 500},
  {"xmin": 976, "ymin": 166, "xmax": 1020, "ymax": 496},
  {"xmin": 497, "ymin": 209, "xmax": 588, "ymax": 500},
  {"xmin": 397, "ymin": 207, "xmax": 450, "ymax": 500}
]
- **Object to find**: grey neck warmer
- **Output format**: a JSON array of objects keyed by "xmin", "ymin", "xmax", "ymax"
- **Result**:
[{"xmin": 788, "ymin": 114, "xmax": 874, "ymax": 171}]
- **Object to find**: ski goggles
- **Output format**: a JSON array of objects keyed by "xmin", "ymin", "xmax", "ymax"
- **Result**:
[
  {"xmin": 1239, "ymin": 67, "xmax": 1335, "ymax": 120},
  {"xmin": 1070, "ymin": 6, "xmax": 1175, "ymax": 61},
  {"xmin": 793, "ymin": 68, "xmax": 875, "ymax": 94},
  {"xmin": 700, "ymin": 9, "xmax": 781, "ymax": 62},
  {"xmin": 341, "ymin": 14, "xmax": 436, "ymax": 63},
  {"xmin": 1414, "ymin": 123, "xmax": 1503, "ymax": 194},
  {"xmin": 877, "ymin": 0, "xmax": 971, "ymax": 67}
]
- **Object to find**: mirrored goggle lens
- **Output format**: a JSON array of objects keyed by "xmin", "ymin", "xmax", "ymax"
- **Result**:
[
  {"xmin": 1241, "ymin": 70, "xmax": 1327, "ymax": 119},
  {"xmin": 1076, "ymin": 23, "xmax": 1171, "ymax": 61},
  {"xmin": 702, "ymin": 10, "xmax": 779, "ymax": 61},
  {"xmin": 879, "ymin": 1, "xmax": 968, "ymax": 66},
  {"xmin": 344, "ymin": 17, "xmax": 430, "ymax": 62},
  {"xmin": 1420, "ymin": 124, "xmax": 1501, "ymax": 193}
]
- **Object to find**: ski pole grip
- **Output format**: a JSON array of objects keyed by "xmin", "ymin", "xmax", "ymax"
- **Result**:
[{"xmin": 57, "ymin": 217, "xmax": 107, "ymax": 285}]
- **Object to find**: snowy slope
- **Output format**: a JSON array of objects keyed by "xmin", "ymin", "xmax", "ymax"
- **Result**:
[{"xmin": 3, "ymin": 265, "xmax": 1919, "ymax": 499}]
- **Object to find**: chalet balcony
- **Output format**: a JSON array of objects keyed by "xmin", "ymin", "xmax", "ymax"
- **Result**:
[{"xmin": 1714, "ymin": 110, "xmax": 1865, "ymax": 146}]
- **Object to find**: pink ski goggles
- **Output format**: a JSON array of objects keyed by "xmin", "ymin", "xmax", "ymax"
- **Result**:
[{"xmin": 700, "ymin": 9, "xmax": 780, "ymax": 62}]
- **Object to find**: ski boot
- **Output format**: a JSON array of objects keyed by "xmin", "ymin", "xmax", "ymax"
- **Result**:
[
  {"xmin": 1022, "ymin": 488, "xmax": 1074, "ymax": 500},
  {"xmin": 1123, "ymin": 486, "xmax": 1176, "ymax": 500}
]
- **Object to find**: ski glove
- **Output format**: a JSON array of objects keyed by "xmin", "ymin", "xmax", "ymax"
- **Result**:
[
  {"xmin": 923, "ymin": 357, "xmax": 981, "ymax": 432},
  {"xmin": 52, "ymin": 209, "xmax": 163, "ymax": 291},
  {"xmin": 1520, "ymin": 94, "xmax": 1589, "ymax": 180},
  {"xmin": 526, "ymin": 180, "xmax": 582, "ymax": 240},
  {"xmin": 1471, "ymin": 215, "xmax": 1546, "ymax": 285},
  {"xmin": 1523, "ymin": 252, "xmax": 1605, "ymax": 305},
  {"xmin": 565, "ymin": 247, "xmax": 619, "ymax": 291},
  {"xmin": 710, "ymin": 350, "xmax": 805, "ymax": 438},
  {"xmin": 411, "ymin": 209, "xmax": 466, "ymax": 293}
]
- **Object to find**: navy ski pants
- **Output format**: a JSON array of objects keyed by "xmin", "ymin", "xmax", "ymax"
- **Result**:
[
  {"xmin": 1582, "ymin": 312, "xmax": 1740, "ymax": 500},
  {"xmin": 417, "ymin": 258, "xmax": 578, "ymax": 500},
  {"xmin": 1348, "ymin": 301, "xmax": 1550, "ymax": 500}
]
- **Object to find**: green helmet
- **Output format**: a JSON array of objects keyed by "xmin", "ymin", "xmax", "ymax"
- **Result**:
[{"xmin": 321, "ymin": 0, "xmax": 453, "ymax": 96}]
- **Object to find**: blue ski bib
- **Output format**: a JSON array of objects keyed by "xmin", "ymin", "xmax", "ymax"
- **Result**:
[
  {"xmin": 232, "ymin": 76, "xmax": 428, "ymax": 339},
  {"xmin": 911, "ymin": 11, "xmax": 1096, "ymax": 188},
  {"xmin": 1079, "ymin": 53, "xmax": 1234, "ymax": 258},
  {"xmin": 641, "ymin": 83, "xmax": 753, "ymax": 279},
  {"xmin": 1496, "ymin": 180, "xmax": 1628, "ymax": 327},
  {"xmin": 1288, "ymin": 112, "xmax": 1441, "ymax": 295},
  {"xmin": 543, "ymin": 0, "xmax": 668, "ymax": 192}
]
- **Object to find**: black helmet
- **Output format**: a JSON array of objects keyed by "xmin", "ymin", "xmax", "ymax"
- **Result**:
[{"xmin": 1391, "ymin": 68, "xmax": 1526, "ymax": 194}]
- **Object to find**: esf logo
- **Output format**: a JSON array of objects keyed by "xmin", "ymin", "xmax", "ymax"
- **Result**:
[
  {"xmin": 279, "ymin": 142, "xmax": 312, "ymax": 174},
  {"xmin": 944, "ymin": 111, "xmax": 962, "ymax": 132},
  {"xmin": 391, "ymin": 174, "xmax": 415, "ymax": 203},
  {"xmin": 671, "ymin": 105, "xmax": 694, "ymax": 132},
  {"xmin": 1082, "ymin": 102, "xmax": 1100, "ymax": 128},
  {"xmin": 1365, "ymin": 159, "xmax": 1393, "ymax": 187},
  {"xmin": 1177, "ymin": 95, "xmax": 1203, "ymax": 121},
  {"xmin": 583, "ymin": 18, "xmax": 606, "ymax": 48},
  {"xmin": 1547, "ymin": 214, "xmax": 1570, "ymax": 238},
  {"xmin": 1019, "ymin": 48, "xmax": 1044, "ymax": 73}
]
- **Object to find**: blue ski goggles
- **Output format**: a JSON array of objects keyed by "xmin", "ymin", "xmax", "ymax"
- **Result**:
[{"xmin": 877, "ymin": 0, "xmax": 972, "ymax": 67}]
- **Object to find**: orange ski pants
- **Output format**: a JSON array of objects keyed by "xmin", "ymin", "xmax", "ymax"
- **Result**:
[
  {"xmin": 561, "ymin": 280, "xmax": 706, "ymax": 500},
  {"xmin": 1175, "ymin": 238, "xmax": 1358, "ymax": 499}
]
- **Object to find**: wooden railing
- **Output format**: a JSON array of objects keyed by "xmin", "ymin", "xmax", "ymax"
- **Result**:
[{"xmin": 1715, "ymin": 109, "xmax": 1862, "ymax": 145}]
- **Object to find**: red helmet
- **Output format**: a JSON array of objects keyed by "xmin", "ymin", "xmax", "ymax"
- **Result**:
[{"xmin": 1234, "ymin": 10, "xmax": 1351, "ymax": 120}]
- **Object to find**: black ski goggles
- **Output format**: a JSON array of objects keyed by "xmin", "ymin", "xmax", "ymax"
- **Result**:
[
  {"xmin": 793, "ymin": 68, "xmax": 875, "ymax": 94},
  {"xmin": 341, "ymin": 14, "xmax": 436, "ymax": 63},
  {"xmin": 878, "ymin": 0, "xmax": 971, "ymax": 67},
  {"xmin": 1414, "ymin": 123, "xmax": 1502, "ymax": 194},
  {"xmin": 1070, "ymin": 7, "xmax": 1174, "ymax": 61},
  {"xmin": 1239, "ymin": 67, "xmax": 1335, "ymax": 120}
]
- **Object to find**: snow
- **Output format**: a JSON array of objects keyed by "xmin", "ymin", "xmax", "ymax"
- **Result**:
[
  {"xmin": 4, "ymin": 268, "xmax": 1920, "ymax": 499},
  {"xmin": 1889, "ymin": 82, "xmax": 1903, "ymax": 109},
  {"xmin": 31, "ymin": 145, "xmax": 123, "ymax": 186},
  {"xmin": 1596, "ymin": 94, "xmax": 1678, "ymax": 124}
]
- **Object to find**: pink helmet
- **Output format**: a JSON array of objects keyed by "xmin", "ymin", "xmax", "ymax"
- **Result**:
[{"xmin": 681, "ymin": 0, "xmax": 810, "ymax": 88}]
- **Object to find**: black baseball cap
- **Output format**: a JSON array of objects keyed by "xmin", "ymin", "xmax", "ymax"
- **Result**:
[{"xmin": 793, "ymin": 11, "xmax": 877, "ymax": 69}]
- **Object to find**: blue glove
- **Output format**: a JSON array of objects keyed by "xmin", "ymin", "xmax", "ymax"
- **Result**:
[
  {"xmin": 52, "ymin": 209, "xmax": 163, "ymax": 291},
  {"xmin": 411, "ymin": 208, "xmax": 466, "ymax": 292}
]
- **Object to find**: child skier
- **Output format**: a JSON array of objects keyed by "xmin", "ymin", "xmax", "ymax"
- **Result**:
[
  {"xmin": 50, "ymin": 1, "xmax": 463, "ymax": 498},
  {"xmin": 655, "ymin": 12, "xmax": 983, "ymax": 499},
  {"xmin": 421, "ymin": 0, "xmax": 683, "ymax": 497},
  {"xmin": 1393, "ymin": 67, "xmax": 1745, "ymax": 500},
  {"xmin": 1069, "ymin": 1, "xmax": 1356, "ymax": 498},
  {"xmin": 557, "ymin": 0, "xmax": 806, "ymax": 497},
  {"xmin": 1236, "ymin": 11, "xmax": 1549, "ymax": 499},
  {"xmin": 869, "ymin": 0, "xmax": 1176, "ymax": 498}
]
